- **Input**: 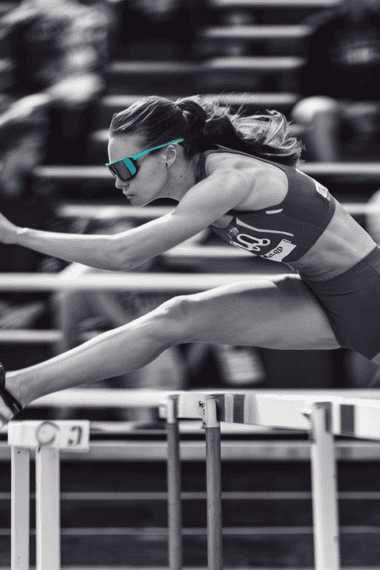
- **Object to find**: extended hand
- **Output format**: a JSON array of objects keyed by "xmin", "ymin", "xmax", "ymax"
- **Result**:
[{"xmin": 0, "ymin": 212, "xmax": 20, "ymax": 244}]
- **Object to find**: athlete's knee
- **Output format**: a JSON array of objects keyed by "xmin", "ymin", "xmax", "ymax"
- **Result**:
[
  {"xmin": 149, "ymin": 295, "xmax": 198, "ymax": 342},
  {"xmin": 291, "ymin": 96, "xmax": 340, "ymax": 125}
]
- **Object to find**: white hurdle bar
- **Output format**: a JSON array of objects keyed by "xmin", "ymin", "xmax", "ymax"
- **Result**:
[{"xmin": 159, "ymin": 391, "xmax": 380, "ymax": 570}]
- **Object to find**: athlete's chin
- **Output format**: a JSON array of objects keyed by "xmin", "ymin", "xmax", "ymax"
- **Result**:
[
  {"xmin": 125, "ymin": 195, "xmax": 140, "ymax": 207},
  {"xmin": 128, "ymin": 196, "xmax": 154, "ymax": 207}
]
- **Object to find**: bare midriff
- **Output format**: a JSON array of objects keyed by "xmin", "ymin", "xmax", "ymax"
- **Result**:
[{"xmin": 291, "ymin": 199, "xmax": 377, "ymax": 281}]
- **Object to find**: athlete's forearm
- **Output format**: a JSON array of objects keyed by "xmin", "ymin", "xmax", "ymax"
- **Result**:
[{"xmin": 16, "ymin": 228, "xmax": 120, "ymax": 271}]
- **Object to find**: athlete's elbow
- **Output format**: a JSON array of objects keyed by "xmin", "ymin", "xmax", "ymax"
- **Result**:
[{"xmin": 109, "ymin": 238, "xmax": 134, "ymax": 271}]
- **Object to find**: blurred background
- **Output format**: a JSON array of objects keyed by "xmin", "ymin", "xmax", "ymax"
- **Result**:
[
  {"xmin": 1, "ymin": 1, "xmax": 380, "ymax": 568},
  {"xmin": 1, "ymin": 0, "xmax": 380, "ymax": 409},
  {"xmin": 2, "ymin": 0, "xmax": 380, "ymax": 409}
]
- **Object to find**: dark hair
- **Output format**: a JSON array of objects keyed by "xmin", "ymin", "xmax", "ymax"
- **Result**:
[{"xmin": 109, "ymin": 95, "xmax": 303, "ymax": 166}]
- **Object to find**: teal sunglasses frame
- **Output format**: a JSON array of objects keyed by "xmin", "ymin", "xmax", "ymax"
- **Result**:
[{"xmin": 105, "ymin": 139, "xmax": 184, "ymax": 181}]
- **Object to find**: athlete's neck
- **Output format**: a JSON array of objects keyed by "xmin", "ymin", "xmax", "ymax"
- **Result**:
[{"xmin": 161, "ymin": 152, "xmax": 201, "ymax": 202}]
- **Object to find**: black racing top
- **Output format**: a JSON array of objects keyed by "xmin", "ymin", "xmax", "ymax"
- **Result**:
[{"xmin": 199, "ymin": 145, "xmax": 336, "ymax": 264}]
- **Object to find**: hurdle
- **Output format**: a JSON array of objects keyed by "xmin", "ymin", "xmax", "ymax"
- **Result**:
[
  {"xmin": 159, "ymin": 391, "xmax": 380, "ymax": 570},
  {"xmin": 8, "ymin": 420, "xmax": 90, "ymax": 570},
  {"xmin": 8, "ymin": 392, "xmax": 380, "ymax": 570}
]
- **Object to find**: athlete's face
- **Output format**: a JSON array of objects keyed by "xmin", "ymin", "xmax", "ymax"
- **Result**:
[{"xmin": 107, "ymin": 134, "xmax": 170, "ymax": 207}]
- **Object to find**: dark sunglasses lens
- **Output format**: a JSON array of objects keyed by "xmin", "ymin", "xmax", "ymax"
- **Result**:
[{"xmin": 108, "ymin": 162, "xmax": 133, "ymax": 181}]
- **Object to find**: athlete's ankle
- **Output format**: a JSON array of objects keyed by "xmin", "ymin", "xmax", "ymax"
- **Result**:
[{"xmin": 5, "ymin": 371, "xmax": 29, "ymax": 410}]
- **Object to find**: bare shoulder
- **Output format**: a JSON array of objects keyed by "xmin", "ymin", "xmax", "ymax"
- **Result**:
[
  {"xmin": 204, "ymin": 150, "xmax": 288, "ymax": 210},
  {"xmin": 204, "ymin": 150, "xmax": 287, "ymax": 184}
]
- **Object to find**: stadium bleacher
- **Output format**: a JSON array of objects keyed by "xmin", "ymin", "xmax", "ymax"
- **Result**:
[
  {"xmin": 2, "ymin": 2, "xmax": 380, "ymax": 568},
  {"xmin": 2, "ymin": 0, "xmax": 380, "ymax": 371}
]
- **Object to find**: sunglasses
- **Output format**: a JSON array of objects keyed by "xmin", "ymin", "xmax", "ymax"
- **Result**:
[{"xmin": 105, "ymin": 139, "xmax": 184, "ymax": 181}]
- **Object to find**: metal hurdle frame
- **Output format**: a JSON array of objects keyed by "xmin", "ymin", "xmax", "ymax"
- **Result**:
[
  {"xmin": 9, "ymin": 392, "xmax": 380, "ymax": 570},
  {"xmin": 8, "ymin": 420, "xmax": 90, "ymax": 570},
  {"xmin": 159, "ymin": 391, "xmax": 380, "ymax": 570}
]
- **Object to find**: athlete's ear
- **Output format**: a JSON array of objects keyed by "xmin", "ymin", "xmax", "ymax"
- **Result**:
[{"xmin": 162, "ymin": 144, "xmax": 178, "ymax": 168}]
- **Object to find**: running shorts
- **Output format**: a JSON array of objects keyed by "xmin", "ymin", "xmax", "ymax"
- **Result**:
[{"xmin": 302, "ymin": 246, "xmax": 380, "ymax": 361}]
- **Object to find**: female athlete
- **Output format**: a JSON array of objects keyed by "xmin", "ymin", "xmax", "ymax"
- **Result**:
[{"xmin": 0, "ymin": 95, "xmax": 379, "ymax": 425}]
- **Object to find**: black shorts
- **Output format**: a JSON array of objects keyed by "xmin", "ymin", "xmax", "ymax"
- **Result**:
[{"xmin": 302, "ymin": 246, "xmax": 380, "ymax": 361}]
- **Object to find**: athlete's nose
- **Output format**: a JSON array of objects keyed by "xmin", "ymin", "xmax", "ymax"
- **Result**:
[{"xmin": 115, "ymin": 178, "xmax": 129, "ymax": 191}]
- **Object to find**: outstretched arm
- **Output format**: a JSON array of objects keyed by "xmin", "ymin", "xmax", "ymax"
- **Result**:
[
  {"xmin": 0, "ymin": 168, "xmax": 252, "ymax": 271},
  {"xmin": 0, "ymin": 168, "xmax": 254, "ymax": 420}
]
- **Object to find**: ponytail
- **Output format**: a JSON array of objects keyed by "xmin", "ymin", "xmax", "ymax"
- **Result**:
[
  {"xmin": 171, "ymin": 95, "xmax": 303, "ymax": 166},
  {"xmin": 109, "ymin": 94, "xmax": 303, "ymax": 166}
]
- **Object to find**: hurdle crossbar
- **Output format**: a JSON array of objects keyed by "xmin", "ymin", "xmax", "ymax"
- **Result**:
[{"xmin": 11, "ymin": 387, "xmax": 380, "ymax": 411}]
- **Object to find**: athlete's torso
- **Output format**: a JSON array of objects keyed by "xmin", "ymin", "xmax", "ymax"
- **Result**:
[{"xmin": 200, "ymin": 146, "xmax": 376, "ymax": 281}]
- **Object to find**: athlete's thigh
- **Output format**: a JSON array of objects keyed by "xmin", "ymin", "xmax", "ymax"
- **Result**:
[{"xmin": 183, "ymin": 275, "xmax": 341, "ymax": 350}]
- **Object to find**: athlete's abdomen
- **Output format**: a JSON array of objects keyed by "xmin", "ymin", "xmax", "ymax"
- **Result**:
[{"xmin": 291, "ymin": 199, "xmax": 377, "ymax": 281}]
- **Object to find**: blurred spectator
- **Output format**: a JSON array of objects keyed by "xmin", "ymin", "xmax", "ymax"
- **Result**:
[
  {"xmin": 0, "ymin": 0, "xmax": 112, "ymax": 165},
  {"xmin": 112, "ymin": 0, "xmax": 208, "ymax": 60},
  {"xmin": 292, "ymin": 0, "xmax": 380, "ymax": 161},
  {"xmin": 0, "ymin": 116, "xmax": 71, "ymax": 370}
]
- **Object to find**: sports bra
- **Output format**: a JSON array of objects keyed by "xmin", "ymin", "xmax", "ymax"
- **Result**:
[{"xmin": 199, "ymin": 145, "xmax": 336, "ymax": 263}]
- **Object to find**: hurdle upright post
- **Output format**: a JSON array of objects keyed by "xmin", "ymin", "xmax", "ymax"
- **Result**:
[
  {"xmin": 166, "ymin": 395, "xmax": 183, "ymax": 570},
  {"xmin": 202, "ymin": 396, "xmax": 223, "ymax": 570},
  {"xmin": 304, "ymin": 402, "xmax": 340, "ymax": 570},
  {"xmin": 11, "ymin": 446, "xmax": 30, "ymax": 570},
  {"xmin": 8, "ymin": 420, "xmax": 90, "ymax": 570},
  {"xmin": 35, "ymin": 445, "xmax": 60, "ymax": 570}
]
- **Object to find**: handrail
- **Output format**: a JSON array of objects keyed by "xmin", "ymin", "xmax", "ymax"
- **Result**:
[
  {"xmin": 205, "ymin": 56, "xmax": 305, "ymax": 70},
  {"xmin": 100, "ymin": 92, "xmax": 301, "ymax": 108},
  {"xmin": 208, "ymin": 0, "xmax": 340, "ymax": 6},
  {"xmin": 107, "ymin": 57, "xmax": 305, "ymax": 75},
  {"xmin": 200, "ymin": 25, "xmax": 311, "ymax": 40},
  {"xmin": 54, "ymin": 199, "xmax": 380, "ymax": 219},
  {"xmin": 34, "ymin": 163, "xmax": 380, "ymax": 182},
  {"xmin": 0, "ymin": 272, "xmax": 298, "ymax": 292}
]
